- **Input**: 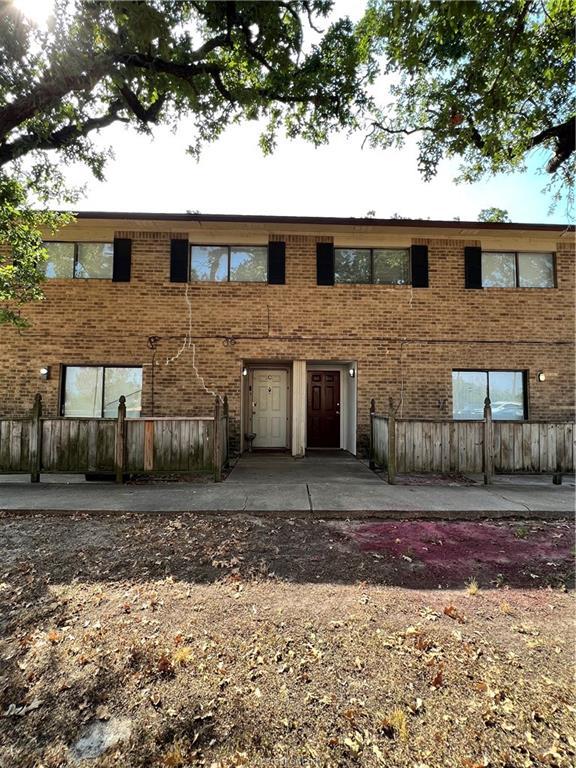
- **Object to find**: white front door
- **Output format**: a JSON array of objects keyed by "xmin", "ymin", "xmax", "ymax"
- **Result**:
[{"xmin": 251, "ymin": 369, "xmax": 288, "ymax": 448}]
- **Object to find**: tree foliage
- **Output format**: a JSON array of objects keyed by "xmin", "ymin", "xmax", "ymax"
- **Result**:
[
  {"xmin": 0, "ymin": 177, "xmax": 71, "ymax": 325},
  {"xmin": 0, "ymin": 0, "xmax": 371, "ymax": 182},
  {"xmin": 358, "ymin": 0, "xmax": 575, "ymax": 199},
  {"xmin": 478, "ymin": 207, "xmax": 511, "ymax": 222}
]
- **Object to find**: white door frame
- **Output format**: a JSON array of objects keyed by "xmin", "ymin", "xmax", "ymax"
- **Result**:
[{"xmin": 291, "ymin": 361, "xmax": 357, "ymax": 456}]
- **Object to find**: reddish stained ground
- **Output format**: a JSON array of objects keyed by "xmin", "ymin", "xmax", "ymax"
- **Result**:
[{"xmin": 345, "ymin": 520, "xmax": 575, "ymax": 588}]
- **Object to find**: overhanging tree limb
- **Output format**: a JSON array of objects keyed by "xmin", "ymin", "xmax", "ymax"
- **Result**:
[
  {"xmin": 0, "ymin": 57, "xmax": 114, "ymax": 140},
  {"xmin": 0, "ymin": 101, "xmax": 127, "ymax": 166}
]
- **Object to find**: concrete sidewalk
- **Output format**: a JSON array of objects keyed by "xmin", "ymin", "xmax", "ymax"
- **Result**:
[{"xmin": 0, "ymin": 466, "xmax": 573, "ymax": 518}]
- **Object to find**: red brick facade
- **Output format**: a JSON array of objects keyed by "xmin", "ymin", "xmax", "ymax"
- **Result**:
[{"xmin": 1, "ymin": 215, "xmax": 573, "ymax": 455}]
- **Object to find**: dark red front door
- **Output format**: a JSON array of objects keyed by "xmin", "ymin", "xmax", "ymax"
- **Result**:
[{"xmin": 307, "ymin": 371, "xmax": 340, "ymax": 448}]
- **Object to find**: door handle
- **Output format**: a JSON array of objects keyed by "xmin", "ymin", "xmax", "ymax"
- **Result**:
[{"xmin": 336, "ymin": 411, "xmax": 340, "ymax": 415}]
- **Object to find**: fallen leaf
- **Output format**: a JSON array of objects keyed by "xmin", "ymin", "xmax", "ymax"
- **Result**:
[
  {"xmin": 430, "ymin": 664, "xmax": 444, "ymax": 689},
  {"xmin": 158, "ymin": 654, "xmax": 174, "ymax": 675},
  {"xmin": 443, "ymin": 606, "xmax": 465, "ymax": 624}
]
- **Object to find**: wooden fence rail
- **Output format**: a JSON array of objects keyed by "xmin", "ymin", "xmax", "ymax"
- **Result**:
[
  {"xmin": 370, "ymin": 398, "xmax": 574, "ymax": 484},
  {"xmin": 0, "ymin": 394, "xmax": 229, "ymax": 483}
]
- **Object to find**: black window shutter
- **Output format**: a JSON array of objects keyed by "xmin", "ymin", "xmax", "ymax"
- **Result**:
[
  {"xmin": 112, "ymin": 238, "xmax": 132, "ymax": 282},
  {"xmin": 410, "ymin": 244, "xmax": 429, "ymax": 288},
  {"xmin": 268, "ymin": 241, "xmax": 286, "ymax": 284},
  {"xmin": 464, "ymin": 246, "xmax": 483, "ymax": 289},
  {"xmin": 170, "ymin": 239, "xmax": 189, "ymax": 282},
  {"xmin": 316, "ymin": 242, "xmax": 334, "ymax": 285}
]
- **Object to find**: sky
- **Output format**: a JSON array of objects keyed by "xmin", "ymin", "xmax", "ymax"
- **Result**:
[
  {"xmin": 19, "ymin": 0, "xmax": 568, "ymax": 224},
  {"xmin": 66, "ymin": 119, "xmax": 561, "ymax": 224}
]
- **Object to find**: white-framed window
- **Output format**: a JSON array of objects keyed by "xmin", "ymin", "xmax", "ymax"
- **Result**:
[
  {"xmin": 452, "ymin": 370, "xmax": 526, "ymax": 420},
  {"xmin": 190, "ymin": 244, "xmax": 267, "ymax": 282},
  {"xmin": 481, "ymin": 251, "xmax": 555, "ymax": 288},
  {"xmin": 334, "ymin": 248, "xmax": 410, "ymax": 284},
  {"xmin": 43, "ymin": 242, "xmax": 114, "ymax": 279},
  {"xmin": 62, "ymin": 366, "xmax": 142, "ymax": 418}
]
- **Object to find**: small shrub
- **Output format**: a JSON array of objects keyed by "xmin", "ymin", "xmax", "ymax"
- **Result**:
[{"xmin": 466, "ymin": 578, "xmax": 480, "ymax": 596}]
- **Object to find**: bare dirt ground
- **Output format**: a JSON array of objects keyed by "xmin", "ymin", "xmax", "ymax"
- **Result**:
[{"xmin": 0, "ymin": 512, "xmax": 574, "ymax": 768}]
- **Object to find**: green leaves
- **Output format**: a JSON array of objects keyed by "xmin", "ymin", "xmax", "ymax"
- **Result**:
[
  {"xmin": 478, "ymin": 207, "xmax": 511, "ymax": 223},
  {"xmin": 0, "ymin": 175, "xmax": 72, "ymax": 327},
  {"xmin": 358, "ymin": 0, "xmax": 576, "ymax": 202}
]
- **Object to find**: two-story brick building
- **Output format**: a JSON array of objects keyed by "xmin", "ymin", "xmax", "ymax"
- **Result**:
[{"xmin": 1, "ymin": 213, "xmax": 574, "ymax": 457}]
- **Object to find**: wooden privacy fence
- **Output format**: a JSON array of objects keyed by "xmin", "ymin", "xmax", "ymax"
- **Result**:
[
  {"xmin": 0, "ymin": 394, "xmax": 230, "ymax": 482},
  {"xmin": 370, "ymin": 397, "xmax": 574, "ymax": 485}
]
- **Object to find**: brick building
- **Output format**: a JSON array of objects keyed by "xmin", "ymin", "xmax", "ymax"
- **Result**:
[{"xmin": 1, "ymin": 213, "xmax": 574, "ymax": 457}]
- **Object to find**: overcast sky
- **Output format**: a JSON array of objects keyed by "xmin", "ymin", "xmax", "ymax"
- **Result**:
[{"xmin": 52, "ymin": 0, "xmax": 566, "ymax": 224}]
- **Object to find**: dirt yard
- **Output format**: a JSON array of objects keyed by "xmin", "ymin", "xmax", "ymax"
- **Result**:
[{"xmin": 0, "ymin": 512, "xmax": 574, "ymax": 768}]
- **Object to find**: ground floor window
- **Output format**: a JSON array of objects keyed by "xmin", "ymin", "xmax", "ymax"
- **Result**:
[
  {"xmin": 452, "ymin": 370, "xmax": 526, "ymax": 420},
  {"xmin": 62, "ymin": 366, "xmax": 142, "ymax": 417}
]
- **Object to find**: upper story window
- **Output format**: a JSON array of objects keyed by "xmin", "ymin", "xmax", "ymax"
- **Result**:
[
  {"xmin": 452, "ymin": 370, "xmax": 526, "ymax": 421},
  {"xmin": 334, "ymin": 248, "xmax": 410, "ymax": 284},
  {"xmin": 62, "ymin": 365, "xmax": 142, "ymax": 418},
  {"xmin": 481, "ymin": 251, "xmax": 555, "ymax": 288},
  {"xmin": 190, "ymin": 244, "xmax": 268, "ymax": 282},
  {"xmin": 43, "ymin": 242, "xmax": 114, "ymax": 279}
]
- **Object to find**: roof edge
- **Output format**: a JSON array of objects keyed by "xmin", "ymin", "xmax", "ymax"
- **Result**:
[{"xmin": 64, "ymin": 211, "xmax": 573, "ymax": 232}]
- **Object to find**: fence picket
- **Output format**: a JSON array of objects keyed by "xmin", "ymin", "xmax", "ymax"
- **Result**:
[{"xmin": 367, "ymin": 406, "xmax": 574, "ymax": 477}]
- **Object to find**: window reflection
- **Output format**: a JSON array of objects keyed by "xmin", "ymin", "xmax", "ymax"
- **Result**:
[
  {"xmin": 63, "ymin": 366, "xmax": 142, "ymax": 418},
  {"xmin": 190, "ymin": 245, "xmax": 268, "ymax": 282},
  {"xmin": 452, "ymin": 370, "xmax": 525, "ymax": 420}
]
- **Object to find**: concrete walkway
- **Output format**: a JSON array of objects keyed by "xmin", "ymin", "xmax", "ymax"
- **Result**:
[{"xmin": 0, "ymin": 453, "xmax": 573, "ymax": 517}]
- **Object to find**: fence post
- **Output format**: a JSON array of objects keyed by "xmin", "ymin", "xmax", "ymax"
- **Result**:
[
  {"xmin": 223, "ymin": 394, "xmax": 229, "ymax": 468},
  {"xmin": 369, "ymin": 398, "xmax": 376, "ymax": 469},
  {"xmin": 213, "ymin": 395, "xmax": 222, "ymax": 482},
  {"xmin": 387, "ymin": 397, "xmax": 396, "ymax": 485},
  {"xmin": 30, "ymin": 393, "xmax": 42, "ymax": 483},
  {"xmin": 483, "ymin": 396, "xmax": 493, "ymax": 485},
  {"xmin": 115, "ymin": 395, "xmax": 127, "ymax": 484}
]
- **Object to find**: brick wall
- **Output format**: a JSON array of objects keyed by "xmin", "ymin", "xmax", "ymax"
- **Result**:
[{"xmin": 1, "ymin": 223, "xmax": 574, "ymax": 455}]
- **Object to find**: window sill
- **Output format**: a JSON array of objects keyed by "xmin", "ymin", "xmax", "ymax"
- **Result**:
[
  {"xmin": 187, "ymin": 281, "xmax": 269, "ymax": 285},
  {"xmin": 333, "ymin": 283, "xmax": 412, "ymax": 287},
  {"xmin": 480, "ymin": 286, "xmax": 557, "ymax": 290}
]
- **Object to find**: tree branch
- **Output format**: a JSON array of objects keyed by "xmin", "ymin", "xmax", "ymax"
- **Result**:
[
  {"xmin": 113, "ymin": 51, "xmax": 222, "ymax": 79},
  {"xmin": 0, "ymin": 100, "xmax": 127, "ymax": 166},
  {"xmin": 301, "ymin": 1, "xmax": 324, "ymax": 34},
  {"xmin": 118, "ymin": 85, "xmax": 167, "ymax": 123},
  {"xmin": 0, "ymin": 57, "xmax": 113, "ymax": 141},
  {"xmin": 368, "ymin": 120, "xmax": 435, "ymax": 137},
  {"xmin": 189, "ymin": 33, "xmax": 231, "ymax": 61},
  {"xmin": 487, "ymin": 0, "xmax": 533, "ymax": 96},
  {"xmin": 527, "ymin": 116, "xmax": 576, "ymax": 172}
]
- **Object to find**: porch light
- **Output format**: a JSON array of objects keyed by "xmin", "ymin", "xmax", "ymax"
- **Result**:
[
  {"xmin": 39, "ymin": 366, "xmax": 50, "ymax": 381},
  {"xmin": 242, "ymin": 367, "xmax": 248, "ymax": 377},
  {"xmin": 348, "ymin": 367, "xmax": 356, "ymax": 378},
  {"xmin": 537, "ymin": 371, "xmax": 546, "ymax": 382}
]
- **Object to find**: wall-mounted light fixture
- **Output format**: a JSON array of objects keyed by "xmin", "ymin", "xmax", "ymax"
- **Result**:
[
  {"xmin": 537, "ymin": 371, "xmax": 546, "ymax": 382},
  {"xmin": 242, "ymin": 367, "xmax": 248, "ymax": 377},
  {"xmin": 39, "ymin": 366, "xmax": 50, "ymax": 381},
  {"xmin": 348, "ymin": 367, "xmax": 356, "ymax": 378}
]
